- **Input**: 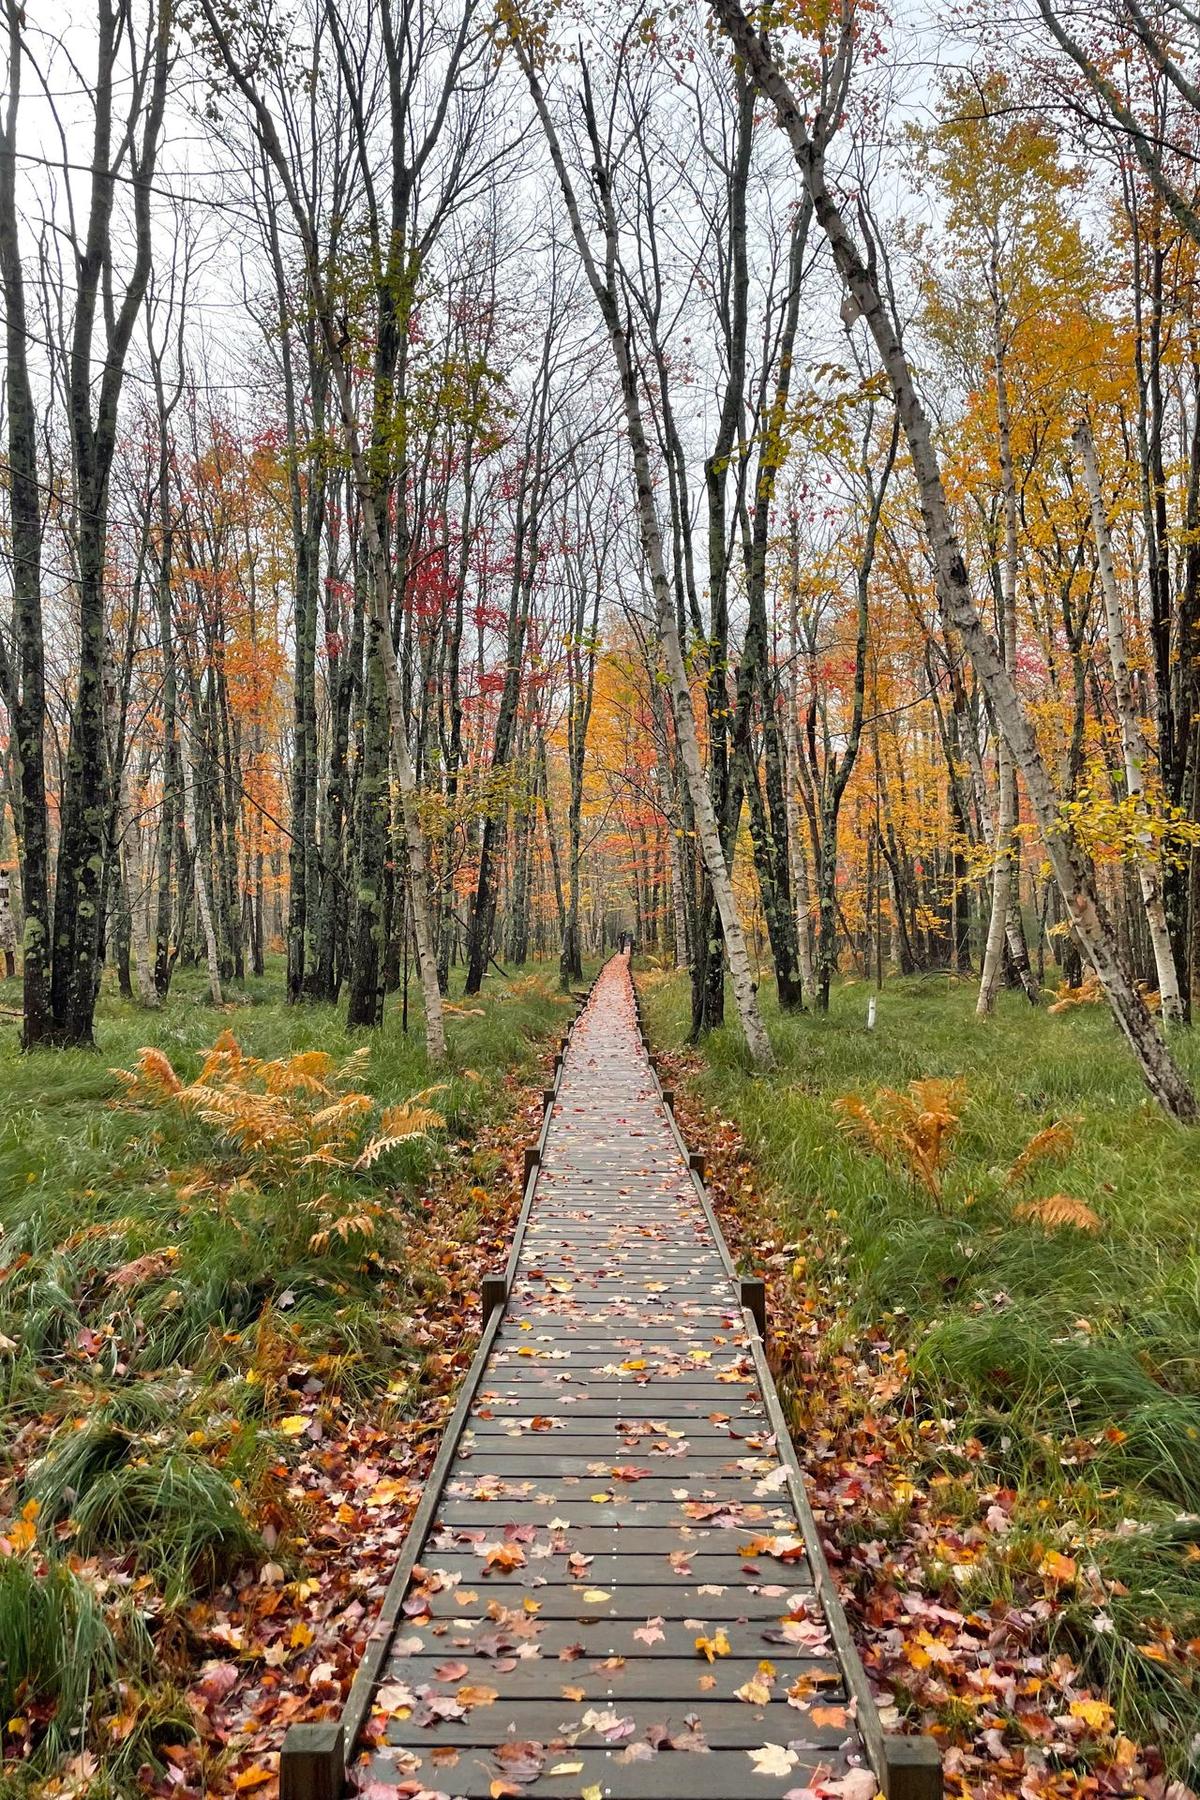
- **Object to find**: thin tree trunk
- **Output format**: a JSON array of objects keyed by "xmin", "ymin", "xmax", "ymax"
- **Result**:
[
  {"xmin": 785, "ymin": 549, "xmax": 817, "ymax": 994},
  {"xmin": 977, "ymin": 732, "xmax": 1015, "ymax": 1013},
  {"xmin": 518, "ymin": 43, "xmax": 773, "ymax": 1067},
  {"xmin": 120, "ymin": 742, "xmax": 158, "ymax": 1008},
  {"xmin": 1075, "ymin": 417, "xmax": 1184, "ymax": 1023},
  {"xmin": 182, "ymin": 751, "xmax": 222, "ymax": 1007},
  {"xmin": 0, "ymin": 0, "xmax": 54, "ymax": 1045},
  {"xmin": 979, "ymin": 304, "xmax": 1038, "ymax": 1012}
]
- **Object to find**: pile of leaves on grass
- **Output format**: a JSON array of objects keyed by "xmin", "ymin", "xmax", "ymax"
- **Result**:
[
  {"xmin": 659, "ymin": 1046, "xmax": 1199, "ymax": 1800},
  {"xmin": 0, "ymin": 1002, "xmax": 565, "ymax": 1800}
]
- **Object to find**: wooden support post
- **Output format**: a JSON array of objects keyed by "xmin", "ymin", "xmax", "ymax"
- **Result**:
[
  {"xmin": 543, "ymin": 1088, "xmax": 556, "ymax": 1108},
  {"xmin": 740, "ymin": 1275, "xmax": 767, "ymax": 1338},
  {"xmin": 661, "ymin": 1088, "xmax": 674, "ymax": 1111},
  {"xmin": 882, "ymin": 1734, "xmax": 942, "ymax": 1800},
  {"xmin": 280, "ymin": 1723, "xmax": 344, "ymax": 1800},
  {"xmin": 524, "ymin": 1146, "xmax": 540, "ymax": 1181},
  {"xmin": 688, "ymin": 1150, "xmax": 706, "ymax": 1179},
  {"xmin": 482, "ymin": 1273, "xmax": 507, "ymax": 1316}
]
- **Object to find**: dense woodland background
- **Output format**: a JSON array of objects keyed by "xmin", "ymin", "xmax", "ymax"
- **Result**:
[
  {"xmin": 3, "ymin": 3, "xmax": 1200, "ymax": 1795},
  {"xmin": 5, "ymin": 0, "xmax": 1200, "ymax": 1110}
]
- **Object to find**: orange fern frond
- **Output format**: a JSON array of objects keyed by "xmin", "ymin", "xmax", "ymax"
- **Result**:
[
  {"xmin": 262, "ymin": 1051, "xmax": 336, "ymax": 1096},
  {"xmin": 832, "ymin": 1091, "xmax": 892, "ymax": 1162},
  {"xmin": 834, "ymin": 1077, "xmax": 965, "ymax": 1200},
  {"xmin": 1014, "ymin": 1193, "xmax": 1103, "ymax": 1233},
  {"xmin": 139, "ymin": 1046, "xmax": 183, "ymax": 1096},
  {"xmin": 1048, "ymin": 972, "xmax": 1102, "ymax": 1013},
  {"xmin": 1006, "ymin": 1120, "xmax": 1076, "ymax": 1186}
]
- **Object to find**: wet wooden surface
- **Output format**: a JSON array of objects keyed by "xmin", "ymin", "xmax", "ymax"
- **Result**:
[{"xmin": 355, "ymin": 955, "xmax": 874, "ymax": 1799}]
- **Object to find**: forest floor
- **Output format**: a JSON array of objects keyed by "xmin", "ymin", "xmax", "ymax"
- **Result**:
[
  {"xmin": 0, "ymin": 958, "xmax": 578, "ymax": 1800},
  {"xmin": 638, "ymin": 967, "xmax": 1200, "ymax": 1800}
]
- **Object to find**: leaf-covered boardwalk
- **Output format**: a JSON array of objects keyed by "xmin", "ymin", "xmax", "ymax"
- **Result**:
[{"xmin": 295, "ymin": 955, "xmax": 938, "ymax": 1800}]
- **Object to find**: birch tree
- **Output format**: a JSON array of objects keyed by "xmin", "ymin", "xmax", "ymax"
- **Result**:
[
  {"xmin": 1075, "ymin": 416, "xmax": 1184, "ymax": 1022},
  {"xmin": 510, "ymin": 30, "xmax": 775, "ymax": 1067},
  {"xmin": 708, "ymin": 0, "xmax": 1196, "ymax": 1118}
]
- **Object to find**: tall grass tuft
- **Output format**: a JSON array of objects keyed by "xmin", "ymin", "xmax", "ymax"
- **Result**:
[{"xmin": 0, "ymin": 1554, "xmax": 116, "ymax": 1757}]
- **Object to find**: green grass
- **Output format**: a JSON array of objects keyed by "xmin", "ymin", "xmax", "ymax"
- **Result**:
[
  {"xmin": 639, "ymin": 966, "xmax": 1200, "ymax": 1767},
  {"xmin": 0, "ymin": 1554, "xmax": 116, "ymax": 1755},
  {"xmin": 0, "ymin": 954, "xmax": 574, "ymax": 1774}
]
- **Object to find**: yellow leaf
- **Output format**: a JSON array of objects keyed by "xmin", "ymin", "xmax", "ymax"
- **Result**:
[
  {"xmin": 1070, "ymin": 1699, "xmax": 1114, "ymax": 1732},
  {"xmin": 279, "ymin": 1415, "xmax": 309, "ymax": 1436},
  {"xmin": 456, "ymin": 1685, "xmax": 499, "ymax": 1708},
  {"xmin": 694, "ymin": 1628, "xmax": 731, "ymax": 1662},
  {"xmin": 1039, "ymin": 1550, "xmax": 1077, "ymax": 1584}
]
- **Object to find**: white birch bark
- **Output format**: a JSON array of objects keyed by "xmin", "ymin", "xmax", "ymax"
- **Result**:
[
  {"xmin": 1075, "ymin": 418, "xmax": 1183, "ymax": 1023},
  {"xmin": 182, "ymin": 752, "xmax": 223, "ymax": 1008},
  {"xmin": 122, "ymin": 746, "xmax": 159, "ymax": 1007},
  {"xmin": 710, "ymin": 0, "xmax": 1195, "ymax": 1119},
  {"xmin": 516, "ymin": 43, "xmax": 774, "ymax": 1068},
  {"xmin": 978, "ymin": 311, "xmax": 1021, "ymax": 1015},
  {"xmin": 977, "ymin": 735, "xmax": 1014, "ymax": 1014},
  {"xmin": 978, "ymin": 312, "xmax": 1039, "ymax": 1010},
  {"xmin": 786, "ymin": 575, "xmax": 816, "ymax": 993}
]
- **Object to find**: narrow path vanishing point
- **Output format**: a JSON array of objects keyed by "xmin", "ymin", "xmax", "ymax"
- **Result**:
[{"xmin": 286, "ymin": 953, "xmax": 940, "ymax": 1800}]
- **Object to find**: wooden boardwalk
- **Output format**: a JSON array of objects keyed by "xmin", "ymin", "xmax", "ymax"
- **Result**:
[{"xmin": 283, "ymin": 954, "xmax": 940, "ymax": 1800}]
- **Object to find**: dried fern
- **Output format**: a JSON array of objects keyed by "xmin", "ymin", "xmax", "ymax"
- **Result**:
[
  {"xmin": 110, "ymin": 1046, "xmax": 183, "ymax": 1102},
  {"xmin": 1048, "ymin": 972, "xmax": 1103, "ymax": 1013},
  {"xmin": 1013, "ymin": 1193, "xmax": 1103, "ymax": 1233},
  {"xmin": 834, "ymin": 1076, "xmax": 966, "ymax": 1201},
  {"xmin": 111, "ymin": 1032, "xmax": 443, "ymax": 1182},
  {"xmin": 1006, "ymin": 1120, "xmax": 1076, "ymax": 1186}
]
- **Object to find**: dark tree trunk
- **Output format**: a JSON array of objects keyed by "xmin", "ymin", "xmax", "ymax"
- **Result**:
[{"xmin": 0, "ymin": 0, "xmax": 53, "ymax": 1046}]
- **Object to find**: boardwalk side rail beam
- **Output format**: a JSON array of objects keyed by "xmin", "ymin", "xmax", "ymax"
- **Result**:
[{"xmin": 629, "ymin": 967, "xmax": 942, "ymax": 1800}]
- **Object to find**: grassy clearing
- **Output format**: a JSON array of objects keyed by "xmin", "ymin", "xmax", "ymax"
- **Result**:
[
  {"xmin": 639, "ymin": 966, "xmax": 1200, "ymax": 1774},
  {"xmin": 0, "ymin": 958, "xmax": 572, "ymax": 1786}
]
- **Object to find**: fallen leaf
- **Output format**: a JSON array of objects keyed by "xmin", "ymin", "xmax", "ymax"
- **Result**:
[
  {"xmin": 748, "ymin": 1743, "xmax": 798, "ymax": 1778},
  {"xmin": 694, "ymin": 1629, "xmax": 731, "ymax": 1662}
]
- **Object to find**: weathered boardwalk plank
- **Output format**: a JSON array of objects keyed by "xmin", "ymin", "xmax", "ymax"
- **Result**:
[{"xmin": 283, "ymin": 954, "xmax": 940, "ymax": 1800}]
